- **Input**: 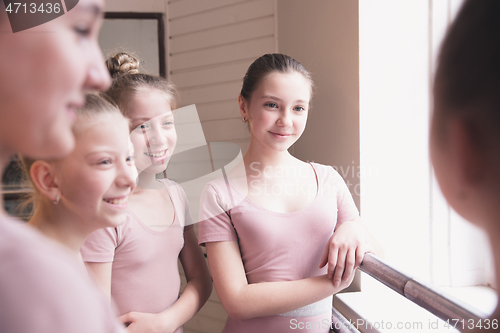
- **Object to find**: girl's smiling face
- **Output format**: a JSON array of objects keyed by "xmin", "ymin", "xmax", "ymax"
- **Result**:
[
  {"xmin": 128, "ymin": 88, "xmax": 177, "ymax": 175},
  {"xmin": 56, "ymin": 112, "xmax": 136, "ymax": 230},
  {"xmin": 239, "ymin": 71, "xmax": 311, "ymax": 154}
]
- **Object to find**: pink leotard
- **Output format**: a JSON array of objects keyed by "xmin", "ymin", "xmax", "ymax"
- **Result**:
[
  {"xmin": 198, "ymin": 162, "xmax": 359, "ymax": 333},
  {"xmin": 0, "ymin": 216, "xmax": 124, "ymax": 333},
  {"xmin": 81, "ymin": 179, "xmax": 193, "ymax": 333}
]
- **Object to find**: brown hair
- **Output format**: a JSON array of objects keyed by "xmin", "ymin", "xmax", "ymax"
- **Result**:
[
  {"xmin": 20, "ymin": 93, "xmax": 123, "ymax": 212},
  {"xmin": 105, "ymin": 52, "xmax": 179, "ymax": 117},
  {"xmin": 240, "ymin": 53, "xmax": 313, "ymax": 102},
  {"xmin": 434, "ymin": 0, "xmax": 500, "ymax": 144}
]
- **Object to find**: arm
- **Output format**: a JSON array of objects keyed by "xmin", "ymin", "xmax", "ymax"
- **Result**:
[
  {"xmin": 319, "ymin": 216, "xmax": 383, "ymax": 287},
  {"xmin": 84, "ymin": 262, "xmax": 112, "ymax": 299},
  {"xmin": 206, "ymin": 240, "xmax": 354, "ymax": 321},
  {"xmin": 158, "ymin": 227, "xmax": 212, "ymax": 331},
  {"xmin": 119, "ymin": 228, "xmax": 212, "ymax": 333}
]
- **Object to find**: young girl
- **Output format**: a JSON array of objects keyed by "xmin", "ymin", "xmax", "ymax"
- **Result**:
[
  {"xmin": 0, "ymin": 0, "xmax": 125, "ymax": 332},
  {"xmin": 23, "ymin": 93, "xmax": 137, "ymax": 261},
  {"xmin": 430, "ymin": 0, "xmax": 500, "ymax": 330},
  {"xmin": 81, "ymin": 53, "xmax": 212, "ymax": 333},
  {"xmin": 198, "ymin": 54, "xmax": 380, "ymax": 332}
]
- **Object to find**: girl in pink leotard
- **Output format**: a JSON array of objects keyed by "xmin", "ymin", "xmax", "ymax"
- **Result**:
[
  {"xmin": 22, "ymin": 93, "xmax": 136, "ymax": 263},
  {"xmin": 198, "ymin": 54, "xmax": 381, "ymax": 333},
  {"xmin": 82, "ymin": 53, "xmax": 212, "ymax": 333}
]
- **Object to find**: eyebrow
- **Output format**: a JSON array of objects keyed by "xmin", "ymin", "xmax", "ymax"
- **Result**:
[
  {"xmin": 132, "ymin": 117, "xmax": 154, "ymax": 124},
  {"xmin": 131, "ymin": 114, "xmax": 174, "ymax": 127},
  {"xmin": 85, "ymin": 149, "xmax": 118, "ymax": 157},
  {"xmin": 132, "ymin": 114, "xmax": 173, "ymax": 122},
  {"xmin": 72, "ymin": 3, "xmax": 103, "ymax": 18},
  {"xmin": 260, "ymin": 95, "xmax": 308, "ymax": 104}
]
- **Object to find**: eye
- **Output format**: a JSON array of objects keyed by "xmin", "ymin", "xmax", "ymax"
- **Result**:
[
  {"xmin": 98, "ymin": 159, "xmax": 112, "ymax": 165},
  {"xmin": 294, "ymin": 106, "xmax": 306, "ymax": 112},
  {"xmin": 126, "ymin": 156, "xmax": 135, "ymax": 163},
  {"xmin": 74, "ymin": 26, "xmax": 91, "ymax": 37},
  {"xmin": 134, "ymin": 123, "xmax": 149, "ymax": 131},
  {"xmin": 163, "ymin": 121, "xmax": 174, "ymax": 126},
  {"xmin": 265, "ymin": 102, "xmax": 278, "ymax": 109}
]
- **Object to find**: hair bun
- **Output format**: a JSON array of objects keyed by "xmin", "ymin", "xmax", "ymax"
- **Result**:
[{"xmin": 106, "ymin": 52, "xmax": 140, "ymax": 78}]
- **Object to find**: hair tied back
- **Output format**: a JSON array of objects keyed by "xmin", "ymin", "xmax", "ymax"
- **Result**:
[{"xmin": 106, "ymin": 52, "xmax": 141, "ymax": 79}]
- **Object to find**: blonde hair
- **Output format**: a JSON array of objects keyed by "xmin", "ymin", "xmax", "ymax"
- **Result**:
[
  {"xmin": 105, "ymin": 52, "xmax": 179, "ymax": 117},
  {"xmin": 20, "ymin": 93, "xmax": 125, "ymax": 213}
]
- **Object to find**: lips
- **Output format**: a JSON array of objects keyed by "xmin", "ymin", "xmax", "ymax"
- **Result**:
[
  {"xmin": 103, "ymin": 196, "xmax": 128, "ymax": 205},
  {"xmin": 144, "ymin": 149, "xmax": 167, "ymax": 158},
  {"xmin": 269, "ymin": 131, "xmax": 292, "ymax": 138}
]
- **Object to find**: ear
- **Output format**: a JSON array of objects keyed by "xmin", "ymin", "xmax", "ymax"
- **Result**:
[
  {"xmin": 448, "ymin": 117, "xmax": 484, "ymax": 186},
  {"xmin": 238, "ymin": 94, "xmax": 248, "ymax": 121},
  {"xmin": 29, "ymin": 160, "xmax": 60, "ymax": 202}
]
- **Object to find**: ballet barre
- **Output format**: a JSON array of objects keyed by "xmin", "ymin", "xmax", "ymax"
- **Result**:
[{"xmin": 358, "ymin": 253, "xmax": 486, "ymax": 324}]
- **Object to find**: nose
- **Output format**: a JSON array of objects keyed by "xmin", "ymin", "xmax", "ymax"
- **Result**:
[
  {"xmin": 83, "ymin": 43, "xmax": 112, "ymax": 92},
  {"xmin": 116, "ymin": 159, "xmax": 137, "ymax": 191},
  {"xmin": 278, "ymin": 109, "xmax": 293, "ymax": 128},
  {"xmin": 145, "ymin": 124, "xmax": 168, "ymax": 147}
]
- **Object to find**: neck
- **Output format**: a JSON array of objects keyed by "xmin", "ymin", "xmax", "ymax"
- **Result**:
[
  {"xmin": 136, "ymin": 169, "xmax": 163, "ymax": 190},
  {"xmin": 244, "ymin": 139, "xmax": 295, "ymax": 169},
  {"xmin": 29, "ymin": 204, "xmax": 88, "ymax": 258}
]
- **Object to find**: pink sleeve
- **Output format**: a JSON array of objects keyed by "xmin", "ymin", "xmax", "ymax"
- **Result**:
[
  {"xmin": 197, "ymin": 184, "xmax": 238, "ymax": 246},
  {"xmin": 331, "ymin": 168, "xmax": 360, "ymax": 225},
  {"xmin": 80, "ymin": 227, "xmax": 118, "ymax": 263}
]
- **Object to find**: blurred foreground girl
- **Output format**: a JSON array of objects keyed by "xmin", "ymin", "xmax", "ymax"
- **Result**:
[
  {"xmin": 0, "ymin": 0, "xmax": 125, "ymax": 332},
  {"xmin": 430, "ymin": 0, "xmax": 500, "ymax": 331}
]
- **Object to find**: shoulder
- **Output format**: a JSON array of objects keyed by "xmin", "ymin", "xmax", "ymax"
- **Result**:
[
  {"xmin": 311, "ymin": 162, "xmax": 343, "ymax": 181},
  {"xmin": 0, "ymin": 218, "xmax": 121, "ymax": 332},
  {"xmin": 203, "ymin": 174, "xmax": 231, "ymax": 200},
  {"xmin": 0, "ymin": 219, "xmax": 80, "ymax": 279},
  {"xmin": 161, "ymin": 178, "xmax": 188, "ymax": 201},
  {"xmin": 205, "ymin": 174, "xmax": 229, "ymax": 193},
  {"xmin": 311, "ymin": 162, "xmax": 352, "ymax": 197}
]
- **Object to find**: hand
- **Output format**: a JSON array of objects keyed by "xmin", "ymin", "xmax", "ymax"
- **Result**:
[
  {"xmin": 120, "ymin": 311, "xmax": 176, "ymax": 333},
  {"xmin": 318, "ymin": 220, "xmax": 375, "ymax": 287}
]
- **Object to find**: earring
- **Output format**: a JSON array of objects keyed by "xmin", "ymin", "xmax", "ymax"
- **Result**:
[
  {"xmin": 243, "ymin": 117, "xmax": 248, "ymax": 123},
  {"xmin": 53, "ymin": 195, "xmax": 59, "ymax": 205}
]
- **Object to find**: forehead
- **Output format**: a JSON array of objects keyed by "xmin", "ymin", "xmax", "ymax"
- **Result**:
[
  {"xmin": 255, "ymin": 72, "xmax": 312, "ymax": 100},
  {"xmin": 129, "ymin": 88, "xmax": 172, "ymax": 120},
  {"xmin": 74, "ymin": 0, "xmax": 105, "ymax": 12},
  {"xmin": 75, "ymin": 113, "xmax": 128, "ymax": 139}
]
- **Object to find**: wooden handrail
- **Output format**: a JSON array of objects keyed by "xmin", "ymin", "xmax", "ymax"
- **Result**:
[{"xmin": 358, "ymin": 253, "xmax": 487, "ymax": 324}]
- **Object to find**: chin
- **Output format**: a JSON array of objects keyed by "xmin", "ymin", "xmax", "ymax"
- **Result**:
[
  {"xmin": 101, "ymin": 214, "xmax": 128, "ymax": 229},
  {"xmin": 144, "ymin": 163, "xmax": 168, "ymax": 176}
]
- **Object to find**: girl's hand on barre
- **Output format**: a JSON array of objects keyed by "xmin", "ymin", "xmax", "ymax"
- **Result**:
[
  {"xmin": 120, "ymin": 311, "xmax": 176, "ymax": 333},
  {"xmin": 318, "ymin": 217, "xmax": 376, "ymax": 287}
]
